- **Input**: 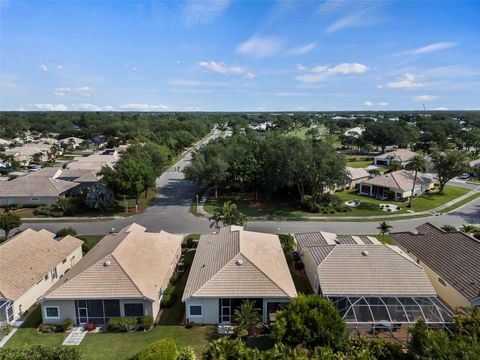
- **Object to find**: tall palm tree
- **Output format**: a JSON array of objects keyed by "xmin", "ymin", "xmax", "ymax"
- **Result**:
[
  {"xmin": 233, "ymin": 299, "xmax": 261, "ymax": 334},
  {"xmin": 405, "ymin": 155, "xmax": 428, "ymax": 208},
  {"xmin": 377, "ymin": 221, "xmax": 392, "ymax": 235}
]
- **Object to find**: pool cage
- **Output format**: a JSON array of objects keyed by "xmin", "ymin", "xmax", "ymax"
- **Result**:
[
  {"xmin": 0, "ymin": 300, "xmax": 14, "ymax": 327},
  {"xmin": 327, "ymin": 295, "xmax": 453, "ymax": 343}
]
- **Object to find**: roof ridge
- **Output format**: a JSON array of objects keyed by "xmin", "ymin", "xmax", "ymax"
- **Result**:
[
  {"xmin": 389, "ymin": 171, "xmax": 402, "ymax": 190},
  {"xmin": 111, "ymin": 253, "xmax": 148, "ymax": 299},
  {"xmin": 312, "ymin": 245, "xmax": 336, "ymax": 266}
]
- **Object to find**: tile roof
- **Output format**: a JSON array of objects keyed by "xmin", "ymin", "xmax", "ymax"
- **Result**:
[
  {"xmin": 182, "ymin": 226, "xmax": 297, "ymax": 301},
  {"xmin": 391, "ymin": 223, "xmax": 480, "ymax": 302},
  {"xmin": 43, "ymin": 223, "xmax": 182, "ymax": 301},
  {"xmin": 304, "ymin": 244, "xmax": 436, "ymax": 297},
  {"xmin": 295, "ymin": 231, "xmax": 380, "ymax": 251},
  {"xmin": 360, "ymin": 170, "xmax": 433, "ymax": 192},
  {"xmin": 346, "ymin": 167, "xmax": 370, "ymax": 181},
  {"xmin": 0, "ymin": 229, "xmax": 83, "ymax": 301},
  {"xmin": 374, "ymin": 149, "xmax": 417, "ymax": 162},
  {"xmin": 0, "ymin": 177, "xmax": 79, "ymax": 197}
]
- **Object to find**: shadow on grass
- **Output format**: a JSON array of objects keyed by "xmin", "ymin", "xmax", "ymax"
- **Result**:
[{"xmin": 20, "ymin": 306, "xmax": 42, "ymax": 328}]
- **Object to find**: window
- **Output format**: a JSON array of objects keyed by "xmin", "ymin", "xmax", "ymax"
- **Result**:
[
  {"xmin": 124, "ymin": 303, "xmax": 144, "ymax": 317},
  {"xmin": 50, "ymin": 267, "xmax": 57, "ymax": 280},
  {"xmin": 438, "ymin": 277, "xmax": 447, "ymax": 287},
  {"xmin": 189, "ymin": 305, "xmax": 202, "ymax": 316},
  {"xmin": 31, "ymin": 197, "xmax": 39, "ymax": 201},
  {"xmin": 45, "ymin": 306, "xmax": 59, "ymax": 319}
]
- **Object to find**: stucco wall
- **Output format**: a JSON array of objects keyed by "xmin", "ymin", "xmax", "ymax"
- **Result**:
[
  {"xmin": 12, "ymin": 246, "xmax": 82, "ymax": 322},
  {"xmin": 185, "ymin": 298, "xmax": 219, "ymax": 324},
  {"xmin": 300, "ymin": 249, "xmax": 320, "ymax": 294},
  {"xmin": 0, "ymin": 196, "xmax": 58, "ymax": 207}
]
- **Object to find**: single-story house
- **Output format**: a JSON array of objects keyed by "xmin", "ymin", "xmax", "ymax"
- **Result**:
[
  {"xmin": 391, "ymin": 223, "xmax": 480, "ymax": 309},
  {"xmin": 59, "ymin": 137, "xmax": 85, "ymax": 149},
  {"xmin": 40, "ymin": 223, "xmax": 182, "ymax": 325},
  {"xmin": 343, "ymin": 127, "xmax": 364, "ymax": 137},
  {"xmin": 469, "ymin": 159, "xmax": 480, "ymax": 175},
  {"xmin": 0, "ymin": 176, "xmax": 80, "ymax": 207},
  {"xmin": 358, "ymin": 170, "xmax": 434, "ymax": 200},
  {"xmin": 182, "ymin": 226, "xmax": 297, "ymax": 325},
  {"xmin": 374, "ymin": 149, "xmax": 417, "ymax": 167},
  {"xmin": 4, "ymin": 143, "xmax": 55, "ymax": 165},
  {"xmin": 66, "ymin": 153, "xmax": 118, "ymax": 172},
  {"xmin": 346, "ymin": 167, "xmax": 370, "ymax": 188},
  {"xmin": 0, "ymin": 229, "xmax": 83, "ymax": 325},
  {"xmin": 295, "ymin": 231, "xmax": 452, "ymax": 333},
  {"xmin": 0, "ymin": 138, "xmax": 11, "ymax": 147}
]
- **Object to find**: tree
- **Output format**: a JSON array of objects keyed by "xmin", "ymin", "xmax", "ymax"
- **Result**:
[
  {"xmin": 55, "ymin": 227, "xmax": 77, "ymax": 238},
  {"xmin": 0, "ymin": 212, "xmax": 22, "ymax": 239},
  {"xmin": 134, "ymin": 338, "xmax": 177, "ymax": 360},
  {"xmin": 460, "ymin": 224, "xmax": 476, "ymax": 234},
  {"xmin": 363, "ymin": 121, "xmax": 407, "ymax": 153},
  {"xmin": 377, "ymin": 221, "xmax": 392, "ymax": 235},
  {"xmin": 233, "ymin": 300, "xmax": 261, "ymax": 335},
  {"xmin": 55, "ymin": 197, "xmax": 75, "ymax": 215},
  {"xmin": 184, "ymin": 153, "xmax": 228, "ymax": 199},
  {"xmin": 31, "ymin": 152, "xmax": 43, "ymax": 164},
  {"xmin": 431, "ymin": 149, "xmax": 470, "ymax": 193},
  {"xmin": 405, "ymin": 155, "xmax": 428, "ymax": 208},
  {"xmin": 452, "ymin": 306, "xmax": 480, "ymax": 342},
  {"xmin": 441, "ymin": 224, "xmax": 457, "ymax": 232},
  {"xmin": 278, "ymin": 234, "xmax": 296, "ymax": 252},
  {"xmin": 84, "ymin": 183, "xmax": 114, "ymax": 211},
  {"xmin": 202, "ymin": 338, "xmax": 254, "ymax": 360},
  {"xmin": 272, "ymin": 294, "xmax": 347, "ymax": 350},
  {"xmin": 209, "ymin": 201, "xmax": 246, "ymax": 229}
]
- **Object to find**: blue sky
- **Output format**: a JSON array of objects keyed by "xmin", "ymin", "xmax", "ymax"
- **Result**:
[{"xmin": 1, "ymin": 0, "xmax": 479, "ymax": 111}]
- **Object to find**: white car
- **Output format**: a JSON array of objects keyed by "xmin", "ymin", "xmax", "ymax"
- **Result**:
[{"xmin": 459, "ymin": 173, "xmax": 471, "ymax": 180}]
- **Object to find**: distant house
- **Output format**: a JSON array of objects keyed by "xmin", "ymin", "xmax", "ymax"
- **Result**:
[
  {"xmin": 358, "ymin": 170, "xmax": 434, "ymax": 200},
  {"xmin": 469, "ymin": 159, "xmax": 480, "ymax": 175},
  {"xmin": 59, "ymin": 137, "xmax": 85, "ymax": 149},
  {"xmin": 4, "ymin": 143, "xmax": 54, "ymax": 165},
  {"xmin": 346, "ymin": 167, "xmax": 370, "ymax": 188},
  {"xmin": 0, "ymin": 138, "xmax": 11, "ymax": 147},
  {"xmin": 391, "ymin": 223, "xmax": 480, "ymax": 309},
  {"xmin": 182, "ymin": 226, "xmax": 297, "ymax": 324},
  {"xmin": 0, "ymin": 229, "xmax": 83, "ymax": 325},
  {"xmin": 0, "ymin": 176, "xmax": 79, "ymax": 207},
  {"xmin": 374, "ymin": 149, "xmax": 417, "ymax": 167},
  {"xmin": 295, "ymin": 231, "xmax": 452, "ymax": 333},
  {"xmin": 57, "ymin": 152, "xmax": 119, "ymax": 185},
  {"xmin": 40, "ymin": 224, "xmax": 182, "ymax": 325},
  {"xmin": 343, "ymin": 127, "xmax": 364, "ymax": 137}
]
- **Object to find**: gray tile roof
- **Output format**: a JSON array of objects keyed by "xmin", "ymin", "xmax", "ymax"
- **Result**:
[
  {"xmin": 182, "ymin": 226, "xmax": 297, "ymax": 301},
  {"xmin": 295, "ymin": 232, "xmax": 380, "ymax": 251},
  {"xmin": 391, "ymin": 223, "xmax": 480, "ymax": 302},
  {"xmin": 0, "ymin": 177, "xmax": 79, "ymax": 197}
]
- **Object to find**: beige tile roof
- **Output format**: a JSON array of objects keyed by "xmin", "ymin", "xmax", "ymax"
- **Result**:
[
  {"xmin": 5, "ymin": 143, "xmax": 52, "ymax": 157},
  {"xmin": 304, "ymin": 244, "xmax": 436, "ymax": 296},
  {"xmin": 0, "ymin": 229, "xmax": 83, "ymax": 301},
  {"xmin": 182, "ymin": 227, "xmax": 297, "ymax": 301},
  {"xmin": 44, "ymin": 224, "xmax": 182, "ymax": 301},
  {"xmin": 375, "ymin": 149, "xmax": 417, "ymax": 162},
  {"xmin": 346, "ymin": 167, "xmax": 370, "ymax": 181},
  {"xmin": 360, "ymin": 170, "xmax": 433, "ymax": 192},
  {"xmin": 0, "ymin": 177, "xmax": 79, "ymax": 197}
]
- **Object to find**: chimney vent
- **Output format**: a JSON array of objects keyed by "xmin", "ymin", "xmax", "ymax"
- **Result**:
[
  {"xmin": 236, "ymin": 259, "xmax": 243, "ymax": 266},
  {"xmin": 104, "ymin": 260, "xmax": 111, "ymax": 267},
  {"xmin": 361, "ymin": 250, "xmax": 369, "ymax": 256}
]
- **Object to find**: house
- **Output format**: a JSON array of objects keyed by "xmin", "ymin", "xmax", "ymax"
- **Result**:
[
  {"xmin": 0, "ymin": 138, "xmax": 11, "ymax": 147},
  {"xmin": 40, "ymin": 224, "xmax": 182, "ymax": 325},
  {"xmin": 374, "ymin": 149, "xmax": 417, "ymax": 167},
  {"xmin": 343, "ymin": 127, "xmax": 364, "ymax": 137},
  {"xmin": 469, "ymin": 159, "xmax": 480, "ymax": 175},
  {"xmin": 0, "ymin": 229, "xmax": 83, "ymax": 325},
  {"xmin": 182, "ymin": 226, "xmax": 297, "ymax": 324},
  {"xmin": 346, "ymin": 167, "xmax": 370, "ymax": 188},
  {"xmin": 295, "ymin": 231, "xmax": 452, "ymax": 334},
  {"xmin": 4, "ymin": 143, "xmax": 54, "ymax": 165},
  {"xmin": 59, "ymin": 137, "xmax": 85, "ymax": 149},
  {"xmin": 358, "ymin": 170, "xmax": 434, "ymax": 200},
  {"xmin": 391, "ymin": 223, "xmax": 480, "ymax": 309},
  {"xmin": 0, "ymin": 175, "xmax": 79, "ymax": 206}
]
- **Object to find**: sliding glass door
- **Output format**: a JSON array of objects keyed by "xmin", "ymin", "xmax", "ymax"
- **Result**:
[{"xmin": 75, "ymin": 300, "xmax": 121, "ymax": 325}]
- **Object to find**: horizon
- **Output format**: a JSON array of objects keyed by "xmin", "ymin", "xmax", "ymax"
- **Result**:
[{"xmin": 1, "ymin": 0, "xmax": 479, "ymax": 112}]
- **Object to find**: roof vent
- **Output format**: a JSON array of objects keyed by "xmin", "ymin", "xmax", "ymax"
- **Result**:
[
  {"xmin": 104, "ymin": 260, "xmax": 111, "ymax": 267},
  {"xmin": 236, "ymin": 259, "xmax": 243, "ymax": 266},
  {"xmin": 334, "ymin": 239, "xmax": 340, "ymax": 244},
  {"xmin": 361, "ymin": 250, "xmax": 369, "ymax": 256}
]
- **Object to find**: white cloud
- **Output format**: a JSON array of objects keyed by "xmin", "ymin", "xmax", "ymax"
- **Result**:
[
  {"xmin": 379, "ymin": 73, "xmax": 423, "ymax": 89},
  {"xmin": 236, "ymin": 36, "xmax": 284, "ymax": 58},
  {"xmin": 70, "ymin": 103, "xmax": 103, "ymax": 111},
  {"xmin": 120, "ymin": 104, "xmax": 169, "ymax": 111},
  {"xmin": 29, "ymin": 103, "xmax": 67, "ymax": 111},
  {"xmin": 103, "ymin": 105, "xmax": 114, "ymax": 111},
  {"xmin": 433, "ymin": 107, "xmax": 448, "ymax": 111},
  {"xmin": 295, "ymin": 62, "xmax": 368, "ymax": 83},
  {"xmin": 183, "ymin": 0, "xmax": 230, "ymax": 25},
  {"xmin": 405, "ymin": 42, "xmax": 456, "ymax": 56},
  {"xmin": 324, "ymin": 4, "xmax": 383, "ymax": 34},
  {"xmin": 364, "ymin": 101, "xmax": 374, "ymax": 107},
  {"xmin": 287, "ymin": 42, "xmax": 316, "ymax": 56},
  {"xmin": 198, "ymin": 61, "xmax": 255, "ymax": 78},
  {"xmin": 318, "ymin": 0, "xmax": 346, "ymax": 13},
  {"xmin": 40, "ymin": 64, "xmax": 48, "ymax": 72},
  {"xmin": 365, "ymin": 101, "xmax": 388, "ymax": 107},
  {"xmin": 274, "ymin": 92, "xmax": 310, "ymax": 97},
  {"xmin": 54, "ymin": 86, "xmax": 93, "ymax": 97},
  {"xmin": 413, "ymin": 95, "xmax": 438, "ymax": 102},
  {"xmin": 56, "ymin": 65, "xmax": 64, "ymax": 70},
  {"xmin": 296, "ymin": 64, "xmax": 308, "ymax": 71},
  {"xmin": 378, "ymin": 101, "xmax": 388, "ymax": 106}
]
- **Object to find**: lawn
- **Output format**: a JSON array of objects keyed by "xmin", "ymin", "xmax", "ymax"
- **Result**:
[
  {"xmin": 204, "ymin": 185, "xmax": 470, "ymax": 218},
  {"xmin": 77, "ymin": 235, "xmax": 104, "ymax": 253},
  {"xmin": 346, "ymin": 160, "xmax": 371, "ymax": 168}
]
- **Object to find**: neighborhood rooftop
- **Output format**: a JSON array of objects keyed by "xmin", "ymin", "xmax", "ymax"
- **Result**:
[
  {"xmin": 182, "ymin": 226, "xmax": 297, "ymax": 301},
  {"xmin": 391, "ymin": 223, "xmax": 480, "ymax": 302},
  {"xmin": 295, "ymin": 231, "xmax": 380, "ymax": 251},
  {"xmin": 0, "ymin": 229, "xmax": 83, "ymax": 301},
  {"xmin": 43, "ymin": 223, "xmax": 182, "ymax": 301},
  {"xmin": 361, "ymin": 170, "xmax": 432, "ymax": 192},
  {"xmin": 0, "ymin": 176, "xmax": 79, "ymax": 197},
  {"xmin": 374, "ymin": 149, "xmax": 417, "ymax": 162}
]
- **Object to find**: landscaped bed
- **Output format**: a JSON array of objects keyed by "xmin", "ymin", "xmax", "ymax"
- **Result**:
[{"xmin": 203, "ymin": 185, "xmax": 470, "ymax": 218}]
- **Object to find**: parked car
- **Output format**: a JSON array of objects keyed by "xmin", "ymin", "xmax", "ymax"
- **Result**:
[{"xmin": 459, "ymin": 173, "xmax": 471, "ymax": 180}]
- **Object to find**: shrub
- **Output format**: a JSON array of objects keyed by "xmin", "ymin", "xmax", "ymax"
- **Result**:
[
  {"xmin": 177, "ymin": 346, "xmax": 196, "ymax": 360},
  {"xmin": 161, "ymin": 294, "xmax": 176, "ymax": 308},
  {"xmin": 84, "ymin": 321, "xmax": 96, "ymax": 331},
  {"xmin": 107, "ymin": 317, "xmax": 137, "ymax": 332},
  {"xmin": 0, "ymin": 324, "xmax": 11, "ymax": 340},
  {"xmin": 56, "ymin": 227, "xmax": 77, "ymax": 238},
  {"xmin": 62, "ymin": 318, "xmax": 74, "ymax": 331},
  {"xmin": 278, "ymin": 234, "xmax": 295, "ymax": 252},
  {"xmin": 38, "ymin": 323, "xmax": 61, "ymax": 333},
  {"xmin": 134, "ymin": 338, "xmax": 178, "ymax": 360},
  {"xmin": 138, "ymin": 316, "xmax": 154, "ymax": 331},
  {"xmin": 441, "ymin": 224, "xmax": 457, "ymax": 233},
  {"xmin": 33, "ymin": 206, "xmax": 64, "ymax": 217},
  {"xmin": 0, "ymin": 345, "xmax": 81, "ymax": 360}
]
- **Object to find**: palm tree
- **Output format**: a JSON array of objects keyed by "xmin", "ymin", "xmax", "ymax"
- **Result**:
[
  {"xmin": 233, "ymin": 300, "xmax": 261, "ymax": 335},
  {"xmin": 460, "ymin": 224, "xmax": 476, "ymax": 234},
  {"xmin": 208, "ymin": 201, "xmax": 247, "ymax": 229},
  {"xmin": 405, "ymin": 155, "xmax": 428, "ymax": 208},
  {"xmin": 209, "ymin": 210, "xmax": 223, "ymax": 230},
  {"xmin": 377, "ymin": 221, "xmax": 392, "ymax": 235}
]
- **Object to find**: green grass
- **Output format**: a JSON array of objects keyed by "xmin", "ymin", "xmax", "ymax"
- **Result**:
[
  {"xmin": 346, "ymin": 161, "xmax": 371, "ymax": 168},
  {"xmin": 372, "ymin": 234, "xmax": 393, "ymax": 244},
  {"xmin": 204, "ymin": 185, "xmax": 470, "ymax": 219},
  {"xmin": 77, "ymin": 235, "xmax": 104, "ymax": 253},
  {"xmin": 440, "ymin": 193, "xmax": 480, "ymax": 214},
  {"xmin": 158, "ymin": 250, "xmax": 195, "ymax": 325}
]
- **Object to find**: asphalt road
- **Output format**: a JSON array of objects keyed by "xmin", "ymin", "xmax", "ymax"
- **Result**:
[{"xmin": 20, "ymin": 134, "xmax": 480, "ymax": 236}]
